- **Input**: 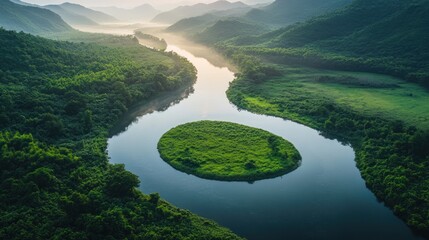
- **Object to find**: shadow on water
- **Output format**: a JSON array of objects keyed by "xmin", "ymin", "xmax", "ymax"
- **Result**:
[{"xmin": 109, "ymin": 84, "xmax": 194, "ymax": 137}]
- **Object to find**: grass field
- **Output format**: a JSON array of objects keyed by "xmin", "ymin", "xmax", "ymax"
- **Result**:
[
  {"xmin": 158, "ymin": 121, "xmax": 301, "ymax": 181},
  {"xmin": 246, "ymin": 66, "xmax": 429, "ymax": 130}
]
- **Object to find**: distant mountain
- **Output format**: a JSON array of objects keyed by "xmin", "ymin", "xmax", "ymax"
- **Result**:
[
  {"xmin": 152, "ymin": 0, "xmax": 249, "ymax": 24},
  {"xmin": 195, "ymin": 19, "xmax": 269, "ymax": 44},
  {"xmin": 246, "ymin": 0, "xmax": 353, "ymax": 26},
  {"xmin": 10, "ymin": 0, "xmax": 38, "ymax": 7},
  {"xmin": 44, "ymin": 2, "xmax": 118, "ymax": 25},
  {"xmin": 94, "ymin": 4, "xmax": 160, "ymax": 22},
  {"xmin": 43, "ymin": 5, "xmax": 98, "ymax": 25},
  {"xmin": 167, "ymin": 6, "xmax": 254, "ymax": 34},
  {"xmin": 0, "ymin": 0, "xmax": 73, "ymax": 34},
  {"xmin": 167, "ymin": 14, "xmax": 220, "ymax": 34}
]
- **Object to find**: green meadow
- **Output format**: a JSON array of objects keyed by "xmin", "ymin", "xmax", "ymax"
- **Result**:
[{"xmin": 158, "ymin": 121, "xmax": 301, "ymax": 181}]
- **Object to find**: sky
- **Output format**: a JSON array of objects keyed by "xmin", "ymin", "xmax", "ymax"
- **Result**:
[{"xmin": 23, "ymin": 0, "xmax": 273, "ymax": 10}]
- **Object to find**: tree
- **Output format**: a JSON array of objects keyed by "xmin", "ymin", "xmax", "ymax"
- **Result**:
[{"xmin": 105, "ymin": 164, "xmax": 140, "ymax": 197}]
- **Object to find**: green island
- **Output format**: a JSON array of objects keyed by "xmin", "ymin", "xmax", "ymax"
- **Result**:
[
  {"xmin": 158, "ymin": 121, "xmax": 301, "ymax": 181},
  {"xmin": 0, "ymin": 28, "xmax": 242, "ymax": 239}
]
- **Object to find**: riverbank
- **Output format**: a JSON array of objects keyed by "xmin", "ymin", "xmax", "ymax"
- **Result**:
[
  {"xmin": 227, "ymin": 63, "xmax": 429, "ymax": 234},
  {"xmin": 0, "ymin": 29, "xmax": 243, "ymax": 239}
]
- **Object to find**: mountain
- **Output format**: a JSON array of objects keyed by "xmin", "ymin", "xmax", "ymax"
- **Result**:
[
  {"xmin": 195, "ymin": 19, "xmax": 269, "ymax": 44},
  {"xmin": 43, "ymin": 4, "xmax": 98, "ymax": 25},
  {"xmin": 167, "ymin": 14, "xmax": 220, "ymax": 34},
  {"xmin": 44, "ymin": 2, "xmax": 118, "ymax": 25},
  {"xmin": 265, "ymin": 0, "xmax": 428, "ymax": 58},
  {"xmin": 167, "ymin": 5, "xmax": 255, "ymax": 34},
  {"xmin": 246, "ymin": 0, "xmax": 353, "ymax": 26},
  {"xmin": 0, "ymin": 0, "xmax": 73, "ymax": 34},
  {"xmin": 231, "ymin": 0, "xmax": 429, "ymax": 86},
  {"xmin": 10, "ymin": 0, "xmax": 38, "ymax": 7},
  {"xmin": 94, "ymin": 4, "xmax": 160, "ymax": 22},
  {"xmin": 152, "ymin": 0, "xmax": 249, "ymax": 24}
]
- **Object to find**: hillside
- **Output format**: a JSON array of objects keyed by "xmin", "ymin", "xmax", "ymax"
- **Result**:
[
  {"xmin": 0, "ymin": 0, "xmax": 72, "ymax": 34},
  {"xmin": 10, "ymin": 0, "xmax": 38, "ymax": 7},
  {"xmin": 0, "ymin": 28, "xmax": 242, "ymax": 240},
  {"xmin": 223, "ymin": 0, "xmax": 429, "ymax": 87},
  {"xmin": 167, "ymin": 14, "xmax": 220, "ymax": 34},
  {"xmin": 246, "ymin": 0, "xmax": 353, "ymax": 26},
  {"xmin": 196, "ymin": 19, "xmax": 269, "ymax": 44},
  {"xmin": 94, "ymin": 4, "xmax": 160, "ymax": 22},
  {"xmin": 152, "ymin": 0, "xmax": 249, "ymax": 24},
  {"xmin": 44, "ymin": 2, "xmax": 118, "ymax": 25},
  {"xmin": 43, "ymin": 5, "xmax": 98, "ymax": 25}
]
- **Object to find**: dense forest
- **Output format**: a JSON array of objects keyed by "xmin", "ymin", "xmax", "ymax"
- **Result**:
[
  {"xmin": 220, "ymin": 0, "xmax": 429, "ymax": 88},
  {"xmin": 0, "ymin": 28, "xmax": 242, "ymax": 239}
]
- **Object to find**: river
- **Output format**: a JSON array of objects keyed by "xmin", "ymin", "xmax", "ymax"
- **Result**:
[{"xmin": 105, "ymin": 33, "xmax": 423, "ymax": 239}]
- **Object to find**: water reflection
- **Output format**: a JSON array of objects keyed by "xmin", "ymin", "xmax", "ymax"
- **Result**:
[{"xmin": 110, "ymin": 85, "xmax": 194, "ymax": 137}]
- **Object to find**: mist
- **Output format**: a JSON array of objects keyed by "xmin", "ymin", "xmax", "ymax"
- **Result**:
[{"xmin": 23, "ymin": 0, "xmax": 273, "ymax": 10}]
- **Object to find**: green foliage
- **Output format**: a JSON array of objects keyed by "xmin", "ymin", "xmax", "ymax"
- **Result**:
[
  {"xmin": 134, "ymin": 31, "xmax": 167, "ymax": 51},
  {"xmin": 227, "ymin": 65, "xmax": 429, "ymax": 232},
  {"xmin": 0, "ymin": 28, "xmax": 196, "ymax": 146},
  {"xmin": 195, "ymin": 20, "xmax": 268, "ymax": 45},
  {"xmin": 0, "ymin": 132, "xmax": 242, "ymax": 240},
  {"xmin": 224, "ymin": 0, "xmax": 429, "ymax": 88},
  {"xmin": 0, "ymin": 29, "xmax": 241, "ymax": 239},
  {"xmin": 158, "ymin": 121, "xmax": 301, "ymax": 181},
  {"xmin": 245, "ymin": 0, "xmax": 353, "ymax": 26}
]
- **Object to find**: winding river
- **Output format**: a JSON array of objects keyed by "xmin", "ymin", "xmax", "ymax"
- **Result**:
[{"xmin": 107, "ymin": 36, "xmax": 423, "ymax": 239}]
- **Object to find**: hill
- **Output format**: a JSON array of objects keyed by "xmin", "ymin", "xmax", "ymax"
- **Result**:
[
  {"xmin": 195, "ymin": 19, "xmax": 269, "ymax": 44},
  {"xmin": 245, "ymin": 0, "xmax": 353, "ymax": 26},
  {"xmin": 43, "ymin": 4, "xmax": 98, "ymax": 25},
  {"xmin": 94, "ymin": 4, "xmax": 160, "ymax": 22},
  {"xmin": 152, "ymin": 0, "xmax": 249, "ymax": 24},
  {"xmin": 44, "ymin": 2, "xmax": 118, "ymax": 25},
  {"xmin": 0, "ymin": 0, "xmax": 73, "ymax": 34},
  {"xmin": 10, "ymin": 0, "xmax": 38, "ymax": 7},
  {"xmin": 232, "ymin": 0, "xmax": 429, "ymax": 86}
]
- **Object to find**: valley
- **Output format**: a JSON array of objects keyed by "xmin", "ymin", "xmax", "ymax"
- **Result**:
[{"xmin": 0, "ymin": 0, "xmax": 428, "ymax": 239}]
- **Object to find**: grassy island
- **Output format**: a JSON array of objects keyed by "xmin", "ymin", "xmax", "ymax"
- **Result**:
[{"xmin": 158, "ymin": 121, "xmax": 301, "ymax": 181}]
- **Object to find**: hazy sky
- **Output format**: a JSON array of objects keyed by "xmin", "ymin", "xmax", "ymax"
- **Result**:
[{"xmin": 24, "ymin": 0, "xmax": 273, "ymax": 9}]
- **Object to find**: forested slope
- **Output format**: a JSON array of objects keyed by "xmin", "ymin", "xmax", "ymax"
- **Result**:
[
  {"xmin": 0, "ymin": 0, "xmax": 72, "ymax": 34},
  {"xmin": 227, "ymin": 0, "xmax": 429, "ymax": 87},
  {"xmin": 245, "ymin": 0, "xmax": 353, "ymax": 26}
]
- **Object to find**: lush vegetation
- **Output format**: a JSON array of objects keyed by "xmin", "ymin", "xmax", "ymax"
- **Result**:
[
  {"xmin": 158, "ymin": 121, "xmax": 301, "ymax": 181},
  {"xmin": 0, "ymin": 132, "xmax": 242, "ymax": 240},
  {"xmin": 227, "ymin": 64, "xmax": 429, "ymax": 233},
  {"xmin": 194, "ymin": 20, "xmax": 268, "ymax": 45},
  {"xmin": 225, "ymin": 0, "xmax": 429, "ymax": 88},
  {"xmin": 245, "ymin": 0, "xmax": 353, "ymax": 26},
  {"xmin": 0, "ymin": 28, "xmax": 243, "ymax": 239},
  {"xmin": 0, "ymin": 0, "xmax": 72, "ymax": 34}
]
